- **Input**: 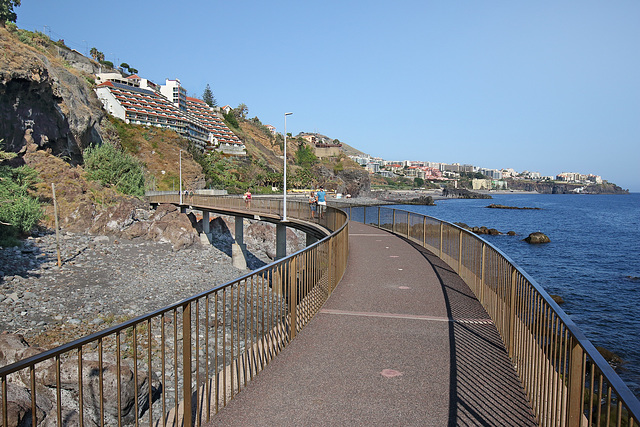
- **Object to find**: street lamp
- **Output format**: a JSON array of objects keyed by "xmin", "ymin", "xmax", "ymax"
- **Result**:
[
  {"xmin": 179, "ymin": 149, "xmax": 183, "ymax": 205},
  {"xmin": 283, "ymin": 112, "xmax": 293, "ymax": 221}
]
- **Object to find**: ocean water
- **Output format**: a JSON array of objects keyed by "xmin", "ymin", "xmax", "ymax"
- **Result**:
[{"xmin": 392, "ymin": 193, "xmax": 640, "ymax": 398}]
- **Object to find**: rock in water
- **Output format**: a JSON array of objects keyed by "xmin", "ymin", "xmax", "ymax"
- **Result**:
[{"xmin": 524, "ymin": 232, "xmax": 550, "ymax": 244}]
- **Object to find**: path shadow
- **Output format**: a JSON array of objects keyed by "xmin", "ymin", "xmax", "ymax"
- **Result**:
[{"xmin": 402, "ymin": 238, "xmax": 538, "ymax": 427}]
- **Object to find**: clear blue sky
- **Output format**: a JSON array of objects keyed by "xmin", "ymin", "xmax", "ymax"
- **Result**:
[{"xmin": 16, "ymin": 1, "xmax": 640, "ymax": 191}]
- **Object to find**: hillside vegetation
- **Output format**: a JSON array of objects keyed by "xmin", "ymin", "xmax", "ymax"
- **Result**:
[{"xmin": 0, "ymin": 25, "xmax": 371, "ymax": 243}]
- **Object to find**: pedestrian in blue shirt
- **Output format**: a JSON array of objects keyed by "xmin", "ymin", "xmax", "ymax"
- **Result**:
[{"xmin": 316, "ymin": 186, "xmax": 327, "ymax": 219}]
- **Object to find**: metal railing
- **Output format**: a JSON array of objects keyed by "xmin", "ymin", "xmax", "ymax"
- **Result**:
[
  {"xmin": 0, "ymin": 195, "xmax": 348, "ymax": 426},
  {"xmin": 347, "ymin": 205, "xmax": 639, "ymax": 427}
]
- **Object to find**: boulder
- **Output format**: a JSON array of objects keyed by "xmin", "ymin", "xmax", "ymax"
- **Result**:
[
  {"xmin": 550, "ymin": 294, "xmax": 564, "ymax": 305},
  {"xmin": 524, "ymin": 232, "xmax": 550, "ymax": 244},
  {"xmin": 42, "ymin": 356, "xmax": 161, "ymax": 425},
  {"xmin": 507, "ymin": 231, "xmax": 517, "ymax": 236},
  {"xmin": 596, "ymin": 346, "xmax": 624, "ymax": 369},
  {"xmin": 0, "ymin": 333, "xmax": 160, "ymax": 427},
  {"xmin": 0, "ymin": 383, "xmax": 49, "ymax": 427}
]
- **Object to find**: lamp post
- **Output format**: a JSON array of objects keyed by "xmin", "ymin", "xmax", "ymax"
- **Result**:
[
  {"xmin": 283, "ymin": 112, "xmax": 293, "ymax": 221},
  {"xmin": 179, "ymin": 149, "xmax": 183, "ymax": 205}
]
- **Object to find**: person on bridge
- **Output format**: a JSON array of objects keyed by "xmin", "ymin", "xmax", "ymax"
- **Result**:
[
  {"xmin": 244, "ymin": 189, "xmax": 252, "ymax": 209},
  {"xmin": 316, "ymin": 186, "xmax": 327, "ymax": 219},
  {"xmin": 308, "ymin": 191, "xmax": 317, "ymax": 219}
]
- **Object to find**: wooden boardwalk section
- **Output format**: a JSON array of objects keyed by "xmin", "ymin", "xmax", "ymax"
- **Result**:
[{"xmin": 205, "ymin": 222, "xmax": 538, "ymax": 426}]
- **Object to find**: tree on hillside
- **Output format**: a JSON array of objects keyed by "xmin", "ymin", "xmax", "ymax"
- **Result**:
[
  {"xmin": 90, "ymin": 47, "xmax": 105, "ymax": 62},
  {"xmin": 0, "ymin": 0, "xmax": 21, "ymax": 26},
  {"xmin": 202, "ymin": 84, "xmax": 217, "ymax": 107},
  {"xmin": 119, "ymin": 63, "xmax": 139, "ymax": 75},
  {"xmin": 234, "ymin": 103, "xmax": 248, "ymax": 119}
]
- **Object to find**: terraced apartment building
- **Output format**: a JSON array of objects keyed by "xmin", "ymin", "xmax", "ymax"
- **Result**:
[{"xmin": 95, "ymin": 73, "xmax": 245, "ymax": 154}]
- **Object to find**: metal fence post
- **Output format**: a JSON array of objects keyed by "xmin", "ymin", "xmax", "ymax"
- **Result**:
[
  {"xmin": 439, "ymin": 222, "xmax": 443, "ymax": 259},
  {"xmin": 422, "ymin": 217, "xmax": 426, "ymax": 247},
  {"xmin": 377, "ymin": 206, "xmax": 381, "ymax": 228},
  {"xmin": 406, "ymin": 212, "xmax": 410, "ymax": 238},
  {"xmin": 363, "ymin": 206, "xmax": 366, "ymax": 225},
  {"xmin": 289, "ymin": 257, "xmax": 297, "ymax": 341},
  {"xmin": 458, "ymin": 228, "xmax": 463, "ymax": 274},
  {"xmin": 480, "ymin": 243, "xmax": 486, "ymax": 306},
  {"xmin": 183, "ymin": 302, "xmax": 192, "ymax": 427},
  {"xmin": 567, "ymin": 338, "xmax": 585, "ymax": 427},
  {"xmin": 508, "ymin": 266, "xmax": 517, "ymax": 358},
  {"xmin": 393, "ymin": 210, "xmax": 396, "ymax": 233}
]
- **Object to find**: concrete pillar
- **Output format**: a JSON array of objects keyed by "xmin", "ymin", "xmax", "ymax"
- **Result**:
[
  {"xmin": 306, "ymin": 233, "xmax": 318, "ymax": 246},
  {"xmin": 234, "ymin": 216, "xmax": 244, "ymax": 247},
  {"xmin": 276, "ymin": 223, "xmax": 287, "ymax": 260},
  {"xmin": 202, "ymin": 211, "xmax": 210, "ymax": 234},
  {"xmin": 232, "ymin": 216, "xmax": 247, "ymax": 269},
  {"xmin": 232, "ymin": 243, "xmax": 247, "ymax": 270}
]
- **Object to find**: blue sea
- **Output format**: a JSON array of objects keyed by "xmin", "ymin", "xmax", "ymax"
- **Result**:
[{"xmin": 393, "ymin": 193, "xmax": 640, "ymax": 398}]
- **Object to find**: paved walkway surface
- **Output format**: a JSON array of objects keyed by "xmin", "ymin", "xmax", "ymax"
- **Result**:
[{"xmin": 206, "ymin": 222, "xmax": 538, "ymax": 426}]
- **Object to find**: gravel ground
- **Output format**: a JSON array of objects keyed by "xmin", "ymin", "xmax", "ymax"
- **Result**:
[{"xmin": 0, "ymin": 230, "xmax": 257, "ymax": 348}]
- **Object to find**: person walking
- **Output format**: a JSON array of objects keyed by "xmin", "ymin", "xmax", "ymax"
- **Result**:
[
  {"xmin": 308, "ymin": 191, "xmax": 317, "ymax": 219},
  {"xmin": 244, "ymin": 189, "xmax": 252, "ymax": 209},
  {"xmin": 316, "ymin": 186, "xmax": 327, "ymax": 219}
]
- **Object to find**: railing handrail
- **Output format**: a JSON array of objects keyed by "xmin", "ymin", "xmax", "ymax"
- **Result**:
[{"xmin": 348, "ymin": 204, "xmax": 640, "ymax": 423}]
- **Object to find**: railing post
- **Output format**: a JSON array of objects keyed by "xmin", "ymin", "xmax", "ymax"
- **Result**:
[
  {"xmin": 439, "ymin": 222, "xmax": 443, "ymax": 259},
  {"xmin": 392, "ymin": 210, "xmax": 396, "ymax": 233},
  {"xmin": 289, "ymin": 257, "xmax": 297, "ymax": 341},
  {"xmin": 328, "ymin": 238, "xmax": 334, "ymax": 293},
  {"xmin": 377, "ymin": 206, "xmax": 380, "ymax": 228},
  {"xmin": 406, "ymin": 212, "xmax": 410, "ymax": 238},
  {"xmin": 422, "ymin": 217, "xmax": 426, "ymax": 247},
  {"xmin": 458, "ymin": 228, "xmax": 463, "ymax": 274},
  {"xmin": 567, "ymin": 338, "xmax": 585, "ymax": 427},
  {"xmin": 182, "ymin": 302, "xmax": 192, "ymax": 427},
  {"xmin": 363, "ymin": 206, "xmax": 366, "ymax": 225},
  {"xmin": 508, "ymin": 266, "xmax": 517, "ymax": 358},
  {"xmin": 480, "ymin": 243, "xmax": 486, "ymax": 306}
]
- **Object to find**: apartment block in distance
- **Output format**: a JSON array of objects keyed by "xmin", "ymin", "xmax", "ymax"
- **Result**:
[{"xmin": 95, "ymin": 73, "xmax": 244, "ymax": 154}]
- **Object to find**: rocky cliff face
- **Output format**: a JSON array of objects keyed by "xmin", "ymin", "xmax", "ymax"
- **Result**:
[
  {"xmin": 0, "ymin": 28, "xmax": 105, "ymax": 164},
  {"xmin": 506, "ymin": 179, "xmax": 628, "ymax": 194}
]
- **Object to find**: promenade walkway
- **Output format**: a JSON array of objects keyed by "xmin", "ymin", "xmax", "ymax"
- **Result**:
[{"xmin": 207, "ymin": 221, "xmax": 537, "ymax": 426}]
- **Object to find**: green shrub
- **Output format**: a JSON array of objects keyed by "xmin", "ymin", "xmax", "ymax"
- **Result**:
[
  {"xmin": 83, "ymin": 143, "xmax": 145, "ymax": 197},
  {"xmin": 223, "ymin": 111, "xmax": 239, "ymax": 129},
  {"xmin": 0, "ymin": 164, "xmax": 43, "ymax": 246},
  {"xmin": 295, "ymin": 144, "xmax": 318, "ymax": 168}
]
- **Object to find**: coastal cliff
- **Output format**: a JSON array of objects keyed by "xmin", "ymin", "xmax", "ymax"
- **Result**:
[
  {"xmin": 505, "ymin": 179, "xmax": 628, "ymax": 195},
  {"xmin": 0, "ymin": 27, "xmax": 106, "ymax": 163}
]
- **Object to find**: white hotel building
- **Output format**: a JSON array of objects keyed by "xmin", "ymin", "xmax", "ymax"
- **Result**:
[{"xmin": 95, "ymin": 74, "xmax": 244, "ymax": 154}]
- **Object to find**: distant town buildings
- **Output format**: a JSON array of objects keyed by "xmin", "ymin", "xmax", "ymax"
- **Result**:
[
  {"xmin": 95, "ymin": 73, "xmax": 245, "ymax": 155},
  {"xmin": 348, "ymin": 154, "xmax": 605, "ymax": 189}
]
